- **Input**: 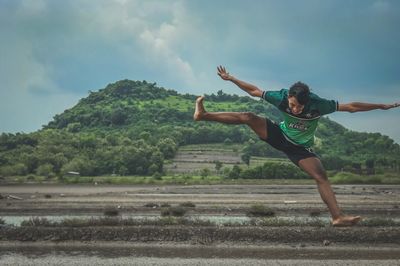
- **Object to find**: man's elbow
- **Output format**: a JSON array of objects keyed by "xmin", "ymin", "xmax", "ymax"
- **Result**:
[
  {"xmin": 347, "ymin": 105, "xmax": 357, "ymax": 113},
  {"xmin": 249, "ymin": 89, "xmax": 263, "ymax": 98},
  {"xmin": 347, "ymin": 106, "xmax": 359, "ymax": 113}
]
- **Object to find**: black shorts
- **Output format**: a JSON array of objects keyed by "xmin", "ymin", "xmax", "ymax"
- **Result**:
[{"xmin": 260, "ymin": 118, "xmax": 318, "ymax": 166}]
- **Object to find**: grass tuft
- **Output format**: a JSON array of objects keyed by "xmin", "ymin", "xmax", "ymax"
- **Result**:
[
  {"xmin": 161, "ymin": 206, "xmax": 187, "ymax": 217},
  {"xmin": 103, "ymin": 208, "xmax": 119, "ymax": 216},
  {"xmin": 144, "ymin": 203, "xmax": 159, "ymax": 208},
  {"xmin": 179, "ymin": 202, "xmax": 196, "ymax": 208},
  {"xmin": 246, "ymin": 204, "xmax": 275, "ymax": 217}
]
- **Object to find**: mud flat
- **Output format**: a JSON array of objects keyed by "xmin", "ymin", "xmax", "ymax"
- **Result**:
[
  {"xmin": 0, "ymin": 184, "xmax": 399, "ymax": 262},
  {"xmin": 0, "ymin": 242, "xmax": 400, "ymax": 265},
  {"xmin": 0, "ymin": 184, "xmax": 399, "ymax": 217}
]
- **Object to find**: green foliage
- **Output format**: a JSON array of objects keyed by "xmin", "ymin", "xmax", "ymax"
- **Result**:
[
  {"xmin": 36, "ymin": 163, "xmax": 54, "ymax": 178},
  {"xmin": 200, "ymin": 168, "xmax": 211, "ymax": 178},
  {"xmin": 157, "ymin": 138, "xmax": 177, "ymax": 159},
  {"xmin": 238, "ymin": 162, "xmax": 308, "ymax": 179},
  {"xmin": 228, "ymin": 165, "xmax": 242, "ymax": 179},
  {"xmin": 330, "ymin": 172, "xmax": 383, "ymax": 184},
  {"xmin": 0, "ymin": 163, "xmax": 28, "ymax": 176},
  {"xmin": 241, "ymin": 152, "xmax": 251, "ymax": 166},
  {"xmin": 214, "ymin": 160, "xmax": 223, "ymax": 172}
]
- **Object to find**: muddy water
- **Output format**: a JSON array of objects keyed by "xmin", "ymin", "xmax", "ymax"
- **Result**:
[
  {"xmin": 1, "ymin": 184, "xmax": 400, "ymax": 264},
  {"xmin": 1, "ymin": 243, "xmax": 400, "ymax": 260}
]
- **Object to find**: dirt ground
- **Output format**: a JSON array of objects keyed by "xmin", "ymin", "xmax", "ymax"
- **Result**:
[
  {"xmin": 0, "ymin": 184, "xmax": 399, "ymax": 217},
  {"xmin": 0, "ymin": 184, "xmax": 399, "ymax": 261}
]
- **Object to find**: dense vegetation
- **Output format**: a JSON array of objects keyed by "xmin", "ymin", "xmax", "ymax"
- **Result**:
[{"xmin": 0, "ymin": 80, "xmax": 399, "ymax": 180}]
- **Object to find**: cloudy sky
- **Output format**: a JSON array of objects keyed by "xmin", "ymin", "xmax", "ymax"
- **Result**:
[{"xmin": 1, "ymin": 0, "xmax": 399, "ymax": 143}]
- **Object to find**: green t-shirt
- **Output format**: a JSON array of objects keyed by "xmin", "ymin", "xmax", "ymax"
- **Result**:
[{"xmin": 262, "ymin": 89, "xmax": 338, "ymax": 148}]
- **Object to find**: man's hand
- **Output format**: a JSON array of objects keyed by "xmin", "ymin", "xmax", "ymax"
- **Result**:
[
  {"xmin": 339, "ymin": 102, "xmax": 400, "ymax": 112},
  {"xmin": 217, "ymin": 65, "xmax": 232, "ymax": 81},
  {"xmin": 381, "ymin": 102, "xmax": 400, "ymax": 110},
  {"xmin": 216, "ymin": 65, "xmax": 263, "ymax": 97}
]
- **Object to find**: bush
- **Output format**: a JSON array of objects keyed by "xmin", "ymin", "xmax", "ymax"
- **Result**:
[
  {"xmin": 161, "ymin": 206, "xmax": 187, "ymax": 217},
  {"xmin": 0, "ymin": 163, "xmax": 28, "ymax": 176},
  {"xmin": 246, "ymin": 204, "xmax": 275, "ymax": 217},
  {"xmin": 34, "ymin": 175, "xmax": 46, "ymax": 183},
  {"xmin": 200, "ymin": 168, "xmax": 211, "ymax": 178},
  {"xmin": 26, "ymin": 174, "xmax": 36, "ymax": 181},
  {"xmin": 331, "ymin": 172, "xmax": 382, "ymax": 184},
  {"xmin": 104, "ymin": 208, "xmax": 119, "ymax": 216},
  {"xmin": 179, "ymin": 202, "xmax": 196, "ymax": 208},
  {"xmin": 144, "ymin": 203, "xmax": 159, "ymax": 208},
  {"xmin": 36, "ymin": 163, "xmax": 54, "ymax": 178},
  {"xmin": 228, "ymin": 165, "xmax": 242, "ymax": 179},
  {"xmin": 152, "ymin": 172, "xmax": 162, "ymax": 180}
]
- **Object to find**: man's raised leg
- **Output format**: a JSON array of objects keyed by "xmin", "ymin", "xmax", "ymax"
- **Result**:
[{"xmin": 194, "ymin": 96, "xmax": 267, "ymax": 139}]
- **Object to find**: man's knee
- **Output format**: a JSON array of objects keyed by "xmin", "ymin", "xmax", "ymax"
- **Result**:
[
  {"xmin": 312, "ymin": 173, "xmax": 329, "ymax": 184},
  {"xmin": 241, "ymin": 112, "xmax": 258, "ymax": 123}
]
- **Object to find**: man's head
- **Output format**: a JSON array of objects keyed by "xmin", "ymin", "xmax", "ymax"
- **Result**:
[{"xmin": 288, "ymin": 82, "xmax": 310, "ymax": 115}]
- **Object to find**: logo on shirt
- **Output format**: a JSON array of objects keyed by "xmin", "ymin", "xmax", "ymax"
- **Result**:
[
  {"xmin": 288, "ymin": 121, "xmax": 308, "ymax": 131},
  {"xmin": 305, "ymin": 113, "xmax": 313, "ymax": 118},
  {"xmin": 285, "ymin": 107, "xmax": 320, "ymax": 119}
]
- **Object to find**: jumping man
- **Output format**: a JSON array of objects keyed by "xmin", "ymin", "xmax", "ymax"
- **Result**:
[{"xmin": 194, "ymin": 66, "xmax": 400, "ymax": 226}]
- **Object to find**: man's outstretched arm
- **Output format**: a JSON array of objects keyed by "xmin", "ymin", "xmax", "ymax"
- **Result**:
[
  {"xmin": 217, "ymin": 66, "xmax": 263, "ymax": 97},
  {"xmin": 338, "ymin": 102, "xmax": 400, "ymax": 112}
]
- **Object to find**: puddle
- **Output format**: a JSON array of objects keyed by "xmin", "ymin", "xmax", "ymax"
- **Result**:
[{"xmin": 0, "ymin": 215, "xmax": 332, "ymax": 226}]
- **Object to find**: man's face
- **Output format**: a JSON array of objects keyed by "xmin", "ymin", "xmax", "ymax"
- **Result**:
[{"xmin": 288, "ymin": 96, "xmax": 305, "ymax": 115}]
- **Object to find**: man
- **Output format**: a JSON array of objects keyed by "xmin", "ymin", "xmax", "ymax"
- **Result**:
[{"xmin": 194, "ymin": 65, "xmax": 400, "ymax": 226}]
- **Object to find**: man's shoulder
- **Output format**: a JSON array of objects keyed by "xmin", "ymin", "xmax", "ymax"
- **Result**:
[
  {"xmin": 307, "ymin": 92, "xmax": 330, "ymax": 106},
  {"xmin": 263, "ymin": 88, "xmax": 288, "ymax": 103},
  {"xmin": 307, "ymin": 92, "xmax": 338, "ymax": 115}
]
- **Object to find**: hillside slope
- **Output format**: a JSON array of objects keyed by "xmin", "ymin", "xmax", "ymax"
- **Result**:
[{"xmin": 0, "ymin": 80, "xmax": 399, "ymax": 177}]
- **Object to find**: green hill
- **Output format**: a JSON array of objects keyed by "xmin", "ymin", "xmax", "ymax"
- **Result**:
[{"xmin": 0, "ymin": 79, "xmax": 399, "ymax": 178}]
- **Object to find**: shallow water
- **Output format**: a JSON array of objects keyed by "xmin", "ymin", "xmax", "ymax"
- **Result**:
[
  {"xmin": 0, "ymin": 215, "xmax": 334, "ymax": 226},
  {"xmin": 0, "ymin": 243, "xmax": 400, "ymax": 262}
]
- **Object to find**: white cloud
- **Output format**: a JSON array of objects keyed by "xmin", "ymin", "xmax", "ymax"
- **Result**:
[
  {"xmin": 0, "ymin": 35, "xmax": 58, "ymax": 95},
  {"xmin": 75, "ymin": 0, "xmax": 199, "ymax": 88}
]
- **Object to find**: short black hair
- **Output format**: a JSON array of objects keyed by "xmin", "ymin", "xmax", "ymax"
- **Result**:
[{"xmin": 289, "ymin": 81, "xmax": 310, "ymax": 105}]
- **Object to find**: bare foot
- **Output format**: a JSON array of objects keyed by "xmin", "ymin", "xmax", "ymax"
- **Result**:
[
  {"xmin": 332, "ymin": 215, "xmax": 362, "ymax": 227},
  {"xmin": 193, "ymin": 96, "xmax": 206, "ymax": 121}
]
